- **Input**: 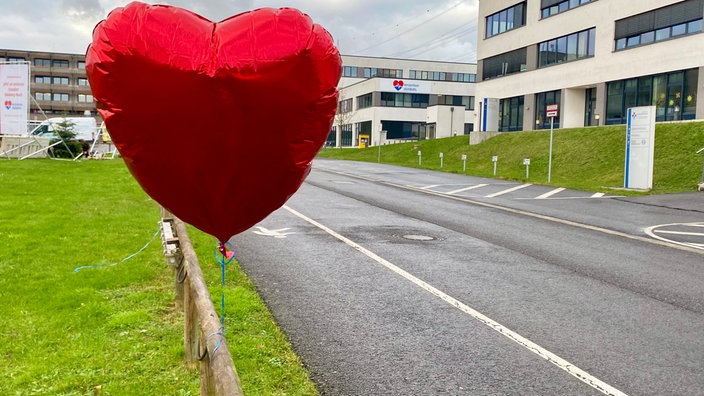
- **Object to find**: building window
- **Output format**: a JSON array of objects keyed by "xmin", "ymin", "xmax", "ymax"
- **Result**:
[
  {"xmin": 535, "ymin": 90, "xmax": 561, "ymax": 129},
  {"xmin": 78, "ymin": 94, "xmax": 94, "ymax": 103},
  {"xmin": 438, "ymin": 95, "xmax": 475, "ymax": 110},
  {"xmin": 451, "ymin": 73, "xmax": 476, "ymax": 83},
  {"xmin": 382, "ymin": 121, "xmax": 426, "ymax": 140},
  {"xmin": 343, "ymin": 66, "xmax": 358, "ymax": 78},
  {"xmin": 341, "ymin": 124, "xmax": 353, "ymax": 147},
  {"xmin": 338, "ymin": 98, "xmax": 353, "ymax": 113},
  {"xmin": 541, "ymin": 0, "xmax": 594, "ymax": 19},
  {"xmin": 52, "ymin": 93, "xmax": 69, "ymax": 101},
  {"xmin": 605, "ymin": 69, "xmax": 698, "ymax": 124},
  {"xmin": 34, "ymin": 76, "xmax": 51, "ymax": 84},
  {"xmin": 52, "ymin": 76, "xmax": 69, "ymax": 85},
  {"xmin": 34, "ymin": 58, "xmax": 51, "ymax": 67},
  {"xmin": 538, "ymin": 28, "xmax": 595, "ymax": 67},
  {"xmin": 409, "ymin": 70, "xmax": 476, "ymax": 83},
  {"xmin": 380, "ymin": 92, "xmax": 429, "ymax": 108},
  {"xmin": 482, "ymin": 47, "xmax": 527, "ymax": 80},
  {"xmin": 77, "ymin": 78, "xmax": 89, "ymax": 86},
  {"xmin": 499, "ymin": 96, "xmax": 525, "ymax": 132},
  {"xmin": 52, "ymin": 59, "xmax": 69, "ymax": 68},
  {"xmin": 615, "ymin": 0, "xmax": 704, "ymax": 51},
  {"xmin": 357, "ymin": 93, "xmax": 372, "ymax": 109},
  {"xmin": 35, "ymin": 92, "xmax": 51, "ymax": 101},
  {"xmin": 77, "ymin": 61, "xmax": 86, "ymax": 69},
  {"xmin": 486, "ymin": 2, "xmax": 526, "ymax": 38}
]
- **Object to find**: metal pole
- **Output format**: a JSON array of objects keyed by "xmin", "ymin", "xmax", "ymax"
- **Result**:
[{"xmin": 548, "ymin": 117, "xmax": 554, "ymax": 183}]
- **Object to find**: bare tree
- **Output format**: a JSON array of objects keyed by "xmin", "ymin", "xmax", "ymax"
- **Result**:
[{"xmin": 333, "ymin": 93, "xmax": 357, "ymax": 148}]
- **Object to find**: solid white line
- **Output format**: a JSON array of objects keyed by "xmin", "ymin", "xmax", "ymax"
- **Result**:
[
  {"xmin": 535, "ymin": 187, "xmax": 566, "ymax": 199},
  {"xmin": 419, "ymin": 184, "xmax": 441, "ymax": 190},
  {"xmin": 283, "ymin": 205, "xmax": 629, "ymax": 396},
  {"xmin": 447, "ymin": 184, "xmax": 488, "ymax": 195},
  {"xmin": 654, "ymin": 230, "xmax": 704, "ymax": 236},
  {"xmin": 485, "ymin": 183, "xmax": 532, "ymax": 198},
  {"xmin": 591, "ymin": 192, "xmax": 605, "ymax": 198}
]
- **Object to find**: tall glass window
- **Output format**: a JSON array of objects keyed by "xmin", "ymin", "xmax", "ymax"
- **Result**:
[
  {"xmin": 357, "ymin": 93, "xmax": 372, "ymax": 109},
  {"xmin": 535, "ymin": 90, "xmax": 561, "ymax": 129},
  {"xmin": 499, "ymin": 96, "xmax": 524, "ymax": 132},
  {"xmin": 605, "ymin": 69, "xmax": 698, "ymax": 124},
  {"xmin": 486, "ymin": 2, "xmax": 526, "ymax": 38},
  {"xmin": 538, "ymin": 28, "xmax": 595, "ymax": 68}
]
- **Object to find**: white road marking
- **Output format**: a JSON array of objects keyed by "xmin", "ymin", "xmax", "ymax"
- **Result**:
[
  {"xmin": 591, "ymin": 192, "xmax": 605, "ymax": 198},
  {"xmin": 655, "ymin": 230, "xmax": 704, "ymax": 236},
  {"xmin": 644, "ymin": 223, "xmax": 704, "ymax": 251},
  {"xmin": 447, "ymin": 184, "xmax": 489, "ymax": 195},
  {"xmin": 419, "ymin": 184, "xmax": 441, "ymax": 190},
  {"xmin": 252, "ymin": 226, "xmax": 295, "ymax": 238},
  {"xmin": 485, "ymin": 183, "xmax": 532, "ymax": 198},
  {"xmin": 283, "ymin": 205, "xmax": 629, "ymax": 396},
  {"xmin": 535, "ymin": 188, "xmax": 566, "ymax": 199},
  {"xmin": 315, "ymin": 167, "xmax": 703, "ymax": 255}
]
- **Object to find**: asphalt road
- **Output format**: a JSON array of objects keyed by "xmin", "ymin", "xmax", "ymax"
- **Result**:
[{"xmin": 231, "ymin": 159, "xmax": 704, "ymax": 396}]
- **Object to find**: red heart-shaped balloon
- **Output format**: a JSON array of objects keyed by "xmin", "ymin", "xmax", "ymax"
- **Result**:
[{"xmin": 86, "ymin": 2, "xmax": 341, "ymax": 242}]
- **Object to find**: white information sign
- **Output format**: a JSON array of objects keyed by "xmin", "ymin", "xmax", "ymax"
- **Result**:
[
  {"xmin": 0, "ymin": 62, "xmax": 29, "ymax": 135},
  {"xmin": 624, "ymin": 106, "xmax": 656, "ymax": 190}
]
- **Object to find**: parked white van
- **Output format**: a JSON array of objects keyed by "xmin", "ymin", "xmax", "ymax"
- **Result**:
[{"xmin": 30, "ymin": 117, "xmax": 99, "ymax": 141}]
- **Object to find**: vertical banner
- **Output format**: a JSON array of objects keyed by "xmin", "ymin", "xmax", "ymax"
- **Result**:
[
  {"xmin": 0, "ymin": 62, "xmax": 29, "ymax": 135},
  {"xmin": 482, "ymin": 98, "xmax": 499, "ymax": 132},
  {"xmin": 624, "ymin": 106, "xmax": 656, "ymax": 190}
]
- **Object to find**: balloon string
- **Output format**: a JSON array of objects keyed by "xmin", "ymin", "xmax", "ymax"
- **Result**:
[
  {"xmin": 74, "ymin": 228, "xmax": 160, "ymax": 272},
  {"xmin": 214, "ymin": 241, "xmax": 235, "ymax": 334}
]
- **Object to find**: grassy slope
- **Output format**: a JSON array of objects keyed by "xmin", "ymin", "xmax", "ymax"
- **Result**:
[
  {"xmin": 317, "ymin": 122, "xmax": 704, "ymax": 194},
  {"xmin": 0, "ymin": 159, "xmax": 317, "ymax": 396}
]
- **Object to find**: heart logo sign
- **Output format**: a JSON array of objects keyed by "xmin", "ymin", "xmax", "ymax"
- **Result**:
[
  {"xmin": 86, "ymin": 2, "xmax": 341, "ymax": 242},
  {"xmin": 393, "ymin": 80, "xmax": 404, "ymax": 91},
  {"xmin": 4, "ymin": 100, "xmax": 11, "ymax": 110}
]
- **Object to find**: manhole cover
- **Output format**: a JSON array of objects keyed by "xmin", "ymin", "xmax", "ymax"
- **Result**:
[{"xmin": 402, "ymin": 234, "xmax": 435, "ymax": 241}]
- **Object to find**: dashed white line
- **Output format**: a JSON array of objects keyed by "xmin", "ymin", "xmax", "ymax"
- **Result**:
[
  {"xmin": 535, "ymin": 187, "xmax": 566, "ymax": 199},
  {"xmin": 485, "ymin": 183, "xmax": 533, "ymax": 198},
  {"xmin": 283, "ymin": 204, "xmax": 629, "ymax": 396},
  {"xmin": 447, "ymin": 184, "xmax": 489, "ymax": 195},
  {"xmin": 419, "ymin": 184, "xmax": 441, "ymax": 190}
]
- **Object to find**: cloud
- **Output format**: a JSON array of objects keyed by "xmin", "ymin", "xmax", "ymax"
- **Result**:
[{"xmin": 0, "ymin": 0, "xmax": 478, "ymax": 62}]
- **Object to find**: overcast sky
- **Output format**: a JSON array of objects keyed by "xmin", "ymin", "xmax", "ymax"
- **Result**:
[{"xmin": 0, "ymin": 0, "xmax": 478, "ymax": 63}]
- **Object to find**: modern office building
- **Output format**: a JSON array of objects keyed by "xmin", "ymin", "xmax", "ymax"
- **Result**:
[
  {"xmin": 476, "ymin": 0, "xmax": 704, "ymax": 132},
  {"xmin": 333, "ymin": 55, "xmax": 477, "ymax": 147},
  {"xmin": 0, "ymin": 49, "xmax": 479, "ymax": 146},
  {"xmin": 0, "ymin": 49, "xmax": 97, "ymax": 122}
]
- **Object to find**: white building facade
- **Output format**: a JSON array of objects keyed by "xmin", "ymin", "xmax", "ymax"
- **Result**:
[
  {"xmin": 332, "ymin": 55, "xmax": 477, "ymax": 147},
  {"xmin": 476, "ymin": 0, "xmax": 704, "ymax": 132}
]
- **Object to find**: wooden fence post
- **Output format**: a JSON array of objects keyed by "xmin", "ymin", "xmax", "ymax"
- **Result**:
[{"xmin": 172, "ymin": 217, "xmax": 244, "ymax": 396}]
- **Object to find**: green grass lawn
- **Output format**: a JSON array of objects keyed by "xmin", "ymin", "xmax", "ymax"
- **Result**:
[
  {"xmin": 318, "ymin": 122, "xmax": 704, "ymax": 194},
  {"xmin": 0, "ymin": 159, "xmax": 317, "ymax": 395}
]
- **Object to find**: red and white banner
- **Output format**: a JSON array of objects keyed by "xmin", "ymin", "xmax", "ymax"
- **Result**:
[{"xmin": 0, "ymin": 62, "xmax": 29, "ymax": 135}]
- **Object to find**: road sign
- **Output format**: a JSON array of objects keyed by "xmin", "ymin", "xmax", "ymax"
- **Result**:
[{"xmin": 546, "ymin": 104, "xmax": 559, "ymax": 118}]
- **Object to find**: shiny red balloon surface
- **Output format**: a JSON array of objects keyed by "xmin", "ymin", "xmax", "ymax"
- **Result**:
[{"xmin": 86, "ymin": 2, "xmax": 341, "ymax": 242}]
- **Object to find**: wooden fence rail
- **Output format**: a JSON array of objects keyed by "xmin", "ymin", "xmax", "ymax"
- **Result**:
[{"xmin": 160, "ymin": 210, "xmax": 244, "ymax": 396}]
